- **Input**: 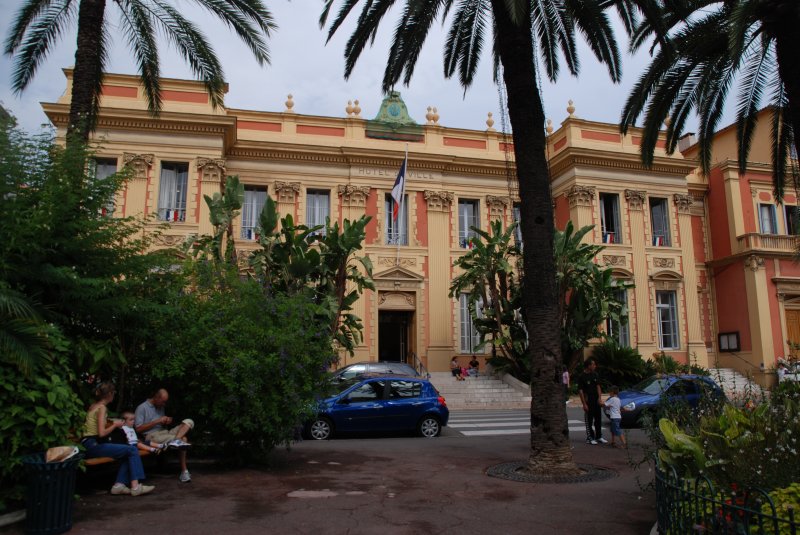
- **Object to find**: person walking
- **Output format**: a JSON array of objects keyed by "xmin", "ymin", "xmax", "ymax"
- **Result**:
[{"xmin": 578, "ymin": 359, "xmax": 606, "ymax": 445}]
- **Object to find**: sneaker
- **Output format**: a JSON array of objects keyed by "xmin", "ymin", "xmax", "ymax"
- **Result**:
[
  {"xmin": 167, "ymin": 439, "xmax": 191, "ymax": 450},
  {"xmin": 131, "ymin": 484, "xmax": 154, "ymax": 496},
  {"xmin": 179, "ymin": 470, "xmax": 191, "ymax": 483},
  {"xmin": 589, "ymin": 440, "xmax": 598, "ymax": 445},
  {"xmin": 598, "ymin": 438, "xmax": 609, "ymax": 444},
  {"xmin": 110, "ymin": 483, "xmax": 130, "ymax": 495}
]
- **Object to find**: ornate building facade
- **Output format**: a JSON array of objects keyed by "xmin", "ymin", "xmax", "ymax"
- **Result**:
[{"xmin": 42, "ymin": 70, "xmax": 795, "ymax": 383}]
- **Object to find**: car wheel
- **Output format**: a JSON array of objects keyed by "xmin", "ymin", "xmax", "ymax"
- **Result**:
[
  {"xmin": 309, "ymin": 417, "xmax": 334, "ymax": 440},
  {"xmin": 418, "ymin": 415, "xmax": 441, "ymax": 438}
]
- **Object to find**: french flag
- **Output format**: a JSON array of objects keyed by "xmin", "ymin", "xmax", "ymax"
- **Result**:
[{"xmin": 391, "ymin": 155, "xmax": 407, "ymax": 221}]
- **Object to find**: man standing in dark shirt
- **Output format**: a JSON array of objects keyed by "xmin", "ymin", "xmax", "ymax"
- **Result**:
[{"xmin": 578, "ymin": 359, "xmax": 606, "ymax": 445}]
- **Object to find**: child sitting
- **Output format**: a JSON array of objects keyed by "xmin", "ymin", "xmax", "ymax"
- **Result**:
[{"xmin": 110, "ymin": 411, "xmax": 167, "ymax": 454}]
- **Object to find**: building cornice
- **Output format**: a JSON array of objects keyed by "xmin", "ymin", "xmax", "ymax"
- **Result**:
[{"xmin": 548, "ymin": 146, "xmax": 697, "ymax": 179}]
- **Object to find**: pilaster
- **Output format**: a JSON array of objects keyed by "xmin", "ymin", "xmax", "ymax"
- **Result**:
[
  {"xmin": 274, "ymin": 181, "xmax": 300, "ymax": 220},
  {"xmin": 566, "ymin": 185, "xmax": 595, "ymax": 241},
  {"xmin": 196, "ymin": 157, "xmax": 226, "ymax": 235},
  {"xmin": 674, "ymin": 193, "xmax": 708, "ymax": 366},
  {"xmin": 424, "ymin": 189, "xmax": 455, "ymax": 371},
  {"xmin": 486, "ymin": 195, "xmax": 509, "ymax": 222},
  {"xmin": 743, "ymin": 254, "xmax": 775, "ymax": 370},
  {"xmin": 122, "ymin": 153, "xmax": 153, "ymax": 217},
  {"xmin": 626, "ymin": 189, "xmax": 652, "ymax": 345}
]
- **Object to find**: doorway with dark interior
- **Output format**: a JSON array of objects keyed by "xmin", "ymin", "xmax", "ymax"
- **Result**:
[{"xmin": 379, "ymin": 311, "xmax": 413, "ymax": 363}]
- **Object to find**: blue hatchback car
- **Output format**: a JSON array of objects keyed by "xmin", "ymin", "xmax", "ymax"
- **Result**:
[
  {"xmin": 609, "ymin": 374, "xmax": 725, "ymax": 428},
  {"xmin": 307, "ymin": 374, "xmax": 449, "ymax": 440}
]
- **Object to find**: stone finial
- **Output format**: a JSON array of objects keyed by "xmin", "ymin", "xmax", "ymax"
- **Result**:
[
  {"xmin": 486, "ymin": 112, "xmax": 495, "ymax": 132},
  {"xmin": 432, "ymin": 107, "xmax": 439, "ymax": 125},
  {"xmin": 353, "ymin": 99, "xmax": 361, "ymax": 117},
  {"xmin": 426, "ymin": 106, "xmax": 435, "ymax": 125},
  {"xmin": 346, "ymin": 100, "xmax": 354, "ymax": 116},
  {"xmin": 546, "ymin": 119, "xmax": 554, "ymax": 135},
  {"xmin": 567, "ymin": 100, "xmax": 575, "ymax": 117},
  {"xmin": 285, "ymin": 94, "xmax": 294, "ymax": 112}
]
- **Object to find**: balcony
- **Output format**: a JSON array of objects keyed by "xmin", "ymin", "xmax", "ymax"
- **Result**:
[{"xmin": 736, "ymin": 233, "xmax": 797, "ymax": 255}]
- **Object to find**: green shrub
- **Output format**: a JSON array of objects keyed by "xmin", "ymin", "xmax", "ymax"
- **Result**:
[
  {"xmin": 0, "ymin": 350, "xmax": 85, "ymax": 511},
  {"xmin": 149, "ymin": 271, "xmax": 335, "ymax": 462},
  {"xmin": 759, "ymin": 483, "xmax": 800, "ymax": 535},
  {"xmin": 591, "ymin": 341, "xmax": 647, "ymax": 389}
]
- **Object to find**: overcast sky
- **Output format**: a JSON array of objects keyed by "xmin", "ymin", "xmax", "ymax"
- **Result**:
[{"xmin": 0, "ymin": 1, "xmax": 731, "ymax": 136}]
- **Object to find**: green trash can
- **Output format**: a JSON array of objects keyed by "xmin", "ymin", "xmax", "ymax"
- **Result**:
[{"xmin": 22, "ymin": 452, "xmax": 83, "ymax": 535}]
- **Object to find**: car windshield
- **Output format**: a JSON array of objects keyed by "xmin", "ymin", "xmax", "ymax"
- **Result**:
[{"xmin": 631, "ymin": 377, "xmax": 672, "ymax": 395}]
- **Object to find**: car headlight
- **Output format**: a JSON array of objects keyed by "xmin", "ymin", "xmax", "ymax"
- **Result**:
[{"xmin": 623, "ymin": 402, "xmax": 636, "ymax": 411}]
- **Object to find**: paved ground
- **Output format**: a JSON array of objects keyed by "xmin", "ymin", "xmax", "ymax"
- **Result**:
[{"xmin": 3, "ymin": 410, "xmax": 657, "ymax": 535}]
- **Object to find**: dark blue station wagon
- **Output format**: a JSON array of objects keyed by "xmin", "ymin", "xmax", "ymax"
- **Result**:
[{"xmin": 306, "ymin": 374, "xmax": 449, "ymax": 440}]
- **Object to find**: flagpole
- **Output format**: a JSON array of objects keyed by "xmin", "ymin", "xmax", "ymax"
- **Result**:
[{"xmin": 396, "ymin": 143, "xmax": 408, "ymax": 266}]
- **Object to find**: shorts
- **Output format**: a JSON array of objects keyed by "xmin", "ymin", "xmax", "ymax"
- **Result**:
[
  {"xmin": 610, "ymin": 418, "xmax": 623, "ymax": 437},
  {"xmin": 145, "ymin": 419, "xmax": 194, "ymax": 443}
]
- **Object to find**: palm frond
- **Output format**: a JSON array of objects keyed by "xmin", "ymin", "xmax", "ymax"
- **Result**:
[
  {"xmin": 342, "ymin": 0, "xmax": 398, "ymax": 80},
  {"xmin": 770, "ymin": 82, "xmax": 791, "ymax": 201},
  {"xmin": 384, "ymin": 0, "xmax": 449, "ymax": 88},
  {"xmin": 117, "ymin": 0, "xmax": 162, "ymax": 115},
  {"xmin": 735, "ymin": 40, "xmax": 773, "ymax": 175},
  {"xmin": 441, "ymin": 0, "xmax": 487, "ymax": 89},
  {"xmin": 565, "ymin": 0, "xmax": 622, "ymax": 82},
  {"xmin": 193, "ymin": 0, "xmax": 274, "ymax": 65}
]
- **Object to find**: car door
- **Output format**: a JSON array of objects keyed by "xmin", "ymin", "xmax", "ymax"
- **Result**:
[
  {"xmin": 331, "ymin": 379, "xmax": 388, "ymax": 432},
  {"xmin": 382, "ymin": 380, "xmax": 426, "ymax": 431},
  {"xmin": 665, "ymin": 380, "xmax": 698, "ymax": 408}
]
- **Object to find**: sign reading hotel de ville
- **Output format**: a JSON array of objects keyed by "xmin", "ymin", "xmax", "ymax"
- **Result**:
[{"xmin": 353, "ymin": 166, "xmax": 440, "ymax": 181}]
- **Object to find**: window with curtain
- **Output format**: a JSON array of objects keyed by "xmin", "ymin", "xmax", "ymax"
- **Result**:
[
  {"xmin": 512, "ymin": 204, "xmax": 523, "ymax": 247},
  {"xmin": 90, "ymin": 158, "xmax": 118, "ymax": 216},
  {"xmin": 241, "ymin": 187, "xmax": 267, "ymax": 240},
  {"xmin": 759, "ymin": 204, "xmax": 777, "ymax": 234},
  {"xmin": 306, "ymin": 190, "xmax": 329, "ymax": 236},
  {"xmin": 606, "ymin": 288, "xmax": 630, "ymax": 347},
  {"xmin": 157, "ymin": 162, "xmax": 189, "ymax": 222},
  {"xmin": 459, "ymin": 200, "xmax": 480, "ymax": 248},
  {"xmin": 459, "ymin": 293, "xmax": 483, "ymax": 353},
  {"xmin": 384, "ymin": 193, "xmax": 408, "ymax": 245},
  {"xmin": 649, "ymin": 198, "xmax": 671, "ymax": 246},
  {"xmin": 656, "ymin": 290, "xmax": 679, "ymax": 350},
  {"xmin": 600, "ymin": 193, "xmax": 622, "ymax": 244},
  {"xmin": 786, "ymin": 205, "xmax": 799, "ymax": 235}
]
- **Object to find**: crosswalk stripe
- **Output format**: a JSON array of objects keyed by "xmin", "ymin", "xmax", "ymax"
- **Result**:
[
  {"xmin": 446, "ymin": 409, "xmax": 589, "ymax": 437},
  {"xmin": 461, "ymin": 426, "xmax": 586, "ymax": 436}
]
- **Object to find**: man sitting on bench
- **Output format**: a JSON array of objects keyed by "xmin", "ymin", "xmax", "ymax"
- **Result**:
[{"xmin": 135, "ymin": 388, "xmax": 193, "ymax": 483}]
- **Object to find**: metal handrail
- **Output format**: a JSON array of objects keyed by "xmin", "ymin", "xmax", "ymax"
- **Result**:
[{"xmin": 409, "ymin": 352, "xmax": 430, "ymax": 378}]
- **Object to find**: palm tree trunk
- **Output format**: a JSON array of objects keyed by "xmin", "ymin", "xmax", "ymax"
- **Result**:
[
  {"xmin": 69, "ymin": 0, "xmax": 107, "ymax": 144},
  {"xmin": 490, "ymin": 1, "xmax": 579, "ymax": 475}
]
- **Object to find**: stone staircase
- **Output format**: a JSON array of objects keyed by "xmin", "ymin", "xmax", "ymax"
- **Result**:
[
  {"xmin": 708, "ymin": 367, "xmax": 765, "ymax": 402},
  {"xmin": 428, "ymin": 372, "xmax": 531, "ymax": 410}
]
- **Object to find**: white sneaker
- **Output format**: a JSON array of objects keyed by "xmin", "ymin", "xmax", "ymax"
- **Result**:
[
  {"xmin": 167, "ymin": 439, "xmax": 191, "ymax": 450},
  {"xmin": 598, "ymin": 438, "xmax": 608, "ymax": 444},
  {"xmin": 590, "ymin": 440, "xmax": 598, "ymax": 445},
  {"xmin": 110, "ymin": 483, "xmax": 130, "ymax": 495},
  {"xmin": 131, "ymin": 484, "xmax": 154, "ymax": 496},
  {"xmin": 179, "ymin": 470, "xmax": 191, "ymax": 483}
]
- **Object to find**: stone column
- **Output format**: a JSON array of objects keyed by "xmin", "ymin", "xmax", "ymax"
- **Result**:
[
  {"xmin": 196, "ymin": 158, "xmax": 226, "ymax": 235},
  {"xmin": 743, "ymin": 254, "xmax": 775, "ymax": 370},
  {"xmin": 274, "ymin": 181, "xmax": 300, "ymax": 221},
  {"xmin": 626, "ymin": 189, "xmax": 653, "ymax": 345},
  {"xmin": 424, "ymin": 190, "xmax": 454, "ymax": 371},
  {"xmin": 674, "ymin": 194, "xmax": 708, "ymax": 367},
  {"xmin": 122, "ymin": 153, "xmax": 154, "ymax": 218},
  {"xmin": 338, "ymin": 185, "xmax": 372, "ymax": 361},
  {"xmin": 566, "ymin": 185, "xmax": 596, "ymax": 241}
]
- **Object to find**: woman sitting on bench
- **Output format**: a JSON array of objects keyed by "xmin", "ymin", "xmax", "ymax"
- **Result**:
[{"xmin": 82, "ymin": 383, "xmax": 155, "ymax": 496}]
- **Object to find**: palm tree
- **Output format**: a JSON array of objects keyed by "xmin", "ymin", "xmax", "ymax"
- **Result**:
[
  {"xmin": 5, "ymin": 0, "xmax": 276, "ymax": 143},
  {"xmin": 621, "ymin": 0, "xmax": 800, "ymax": 199},
  {"xmin": 321, "ymin": 0, "xmax": 638, "ymax": 474}
]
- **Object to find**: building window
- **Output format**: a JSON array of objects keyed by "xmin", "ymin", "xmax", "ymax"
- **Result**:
[
  {"xmin": 606, "ymin": 288, "xmax": 630, "ymax": 347},
  {"xmin": 241, "ymin": 187, "xmax": 267, "ymax": 240},
  {"xmin": 306, "ymin": 190, "xmax": 330, "ymax": 236},
  {"xmin": 718, "ymin": 332, "xmax": 740, "ymax": 352},
  {"xmin": 384, "ymin": 193, "xmax": 408, "ymax": 245},
  {"xmin": 89, "ymin": 158, "xmax": 118, "ymax": 216},
  {"xmin": 759, "ymin": 204, "xmax": 777, "ymax": 234},
  {"xmin": 649, "ymin": 197, "xmax": 671, "ymax": 246},
  {"xmin": 785, "ymin": 205, "xmax": 798, "ymax": 235},
  {"xmin": 512, "ymin": 204, "xmax": 523, "ymax": 246},
  {"xmin": 656, "ymin": 290, "xmax": 680, "ymax": 350},
  {"xmin": 157, "ymin": 162, "xmax": 188, "ymax": 222},
  {"xmin": 599, "ymin": 193, "xmax": 622, "ymax": 244},
  {"xmin": 459, "ymin": 293, "xmax": 482, "ymax": 353},
  {"xmin": 459, "ymin": 200, "xmax": 480, "ymax": 248}
]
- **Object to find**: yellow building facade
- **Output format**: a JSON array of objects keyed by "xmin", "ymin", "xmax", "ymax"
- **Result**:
[{"xmin": 44, "ymin": 70, "xmax": 795, "ymax": 381}]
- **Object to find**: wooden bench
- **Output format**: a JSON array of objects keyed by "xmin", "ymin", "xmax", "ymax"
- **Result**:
[{"xmin": 84, "ymin": 449, "xmax": 150, "ymax": 467}]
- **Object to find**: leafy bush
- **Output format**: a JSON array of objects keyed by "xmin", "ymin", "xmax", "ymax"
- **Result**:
[
  {"xmin": 149, "ymin": 269, "xmax": 335, "ymax": 462},
  {"xmin": 591, "ymin": 341, "xmax": 647, "ymax": 389},
  {"xmin": 759, "ymin": 483, "xmax": 800, "ymax": 535},
  {"xmin": 0, "ymin": 351, "xmax": 85, "ymax": 511}
]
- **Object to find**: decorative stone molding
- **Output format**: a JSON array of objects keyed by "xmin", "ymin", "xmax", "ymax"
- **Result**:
[
  {"xmin": 750, "ymin": 187, "xmax": 758, "ymax": 198},
  {"xmin": 338, "ymin": 185, "xmax": 371, "ymax": 207},
  {"xmin": 745, "ymin": 254, "xmax": 765, "ymax": 272},
  {"xmin": 155, "ymin": 234, "xmax": 187, "ymax": 247},
  {"xmin": 673, "ymin": 193, "xmax": 694, "ymax": 213},
  {"xmin": 653, "ymin": 257, "xmax": 675, "ymax": 268},
  {"xmin": 625, "ymin": 189, "xmax": 647, "ymax": 210},
  {"xmin": 274, "ymin": 181, "xmax": 301, "ymax": 203},
  {"xmin": 565, "ymin": 185, "xmax": 595, "ymax": 208},
  {"xmin": 603, "ymin": 255, "xmax": 626, "ymax": 266},
  {"xmin": 378, "ymin": 257, "xmax": 417, "ymax": 268},
  {"xmin": 122, "ymin": 153, "xmax": 153, "ymax": 180},
  {"xmin": 486, "ymin": 195, "xmax": 510, "ymax": 218},
  {"xmin": 379, "ymin": 292, "xmax": 415, "ymax": 307},
  {"xmin": 196, "ymin": 158, "xmax": 226, "ymax": 183},
  {"xmin": 773, "ymin": 277, "xmax": 800, "ymax": 298},
  {"xmin": 424, "ymin": 190, "xmax": 454, "ymax": 212}
]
